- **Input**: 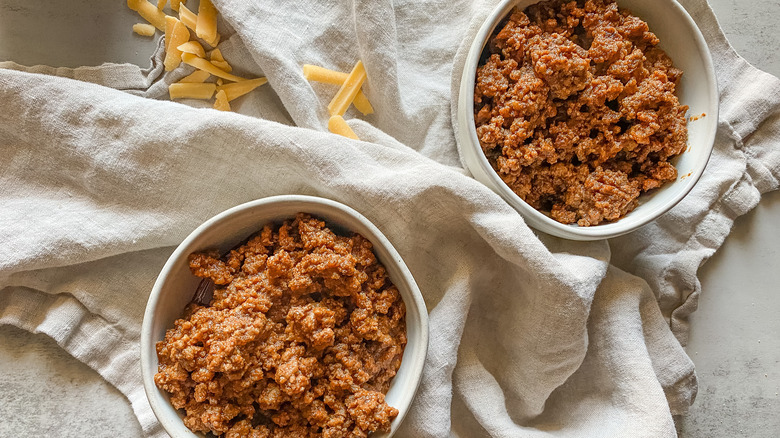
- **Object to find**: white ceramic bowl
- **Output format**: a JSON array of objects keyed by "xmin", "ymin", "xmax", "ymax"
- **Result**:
[
  {"xmin": 141, "ymin": 195, "xmax": 429, "ymax": 438},
  {"xmin": 457, "ymin": 0, "xmax": 719, "ymax": 240}
]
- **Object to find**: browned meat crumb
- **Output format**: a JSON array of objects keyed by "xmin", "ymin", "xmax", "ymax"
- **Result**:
[
  {"xmin": 475, "ymin": 0, "xmax": 688, "ymax": 226},
  {"xmin": 155, "ymin": 213, "xmax": 406, "ymax": 437}
]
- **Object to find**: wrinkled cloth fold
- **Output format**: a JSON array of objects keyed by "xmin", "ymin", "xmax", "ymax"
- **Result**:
[{"xmin": 1, "ymin": 0, "xmax": 779, "ymax": 437}]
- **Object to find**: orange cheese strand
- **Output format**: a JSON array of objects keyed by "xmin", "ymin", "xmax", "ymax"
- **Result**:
[
  {"xmin": 127, "ymin": 0, "xmax": 166, "ymax": 31},
  {"xmin": 303, "ymin": 64, "xmax": 347, "ymax": 85},
  {"xmin": 181, "ymin": 53, "xmax": 247, "ymax": 82},
  {"xmin": 328, "ymin": 115, "xmax": 359, "ymax": 140},
  {"xmin": 178, "ymin": 4, "xmax": 198, "ymax": 30},
  {"xmin": 350, "ymin": 92, "xmax": 374, "ymax": 115},
  {"xmin": 168, "ymin": 83, "xmax": 216, "ymax": 99},
  {"xmin": 164, "ymin": 16, "xmax": 177, "ymax": 52},
  {"xmin": 216, "ymin": 77, "xmax": 268, "ymax": 101},
  {"xmin": 196, "ymin": 0, "xmax": 218, "ymax": 46},
  {"xmin": 132, "ymin": 23, "xmax": 156, "ymax": 37},
  {"xmin": 178, "ymin": 4, "xmax": 221, "ymax": 47},
  {"xmin": 177, "ymin": 70, "xmax": 211, "ymax": 83},
  {"xmin": 326, "ymin": 61, "xmax": 368, "ymax": 116},
  {"xmin": 303, "ymin": 64, "xmax": 373, "ymax": 115},
  {"xmin": 177, "ymin": 41, "xmax": 206, "ymax": 58},
  {"xmin": 304, "ymin": 65, "xmax": 373, "ymax": 115},
  {"xmin": 213, "ymin": 90, "xmax": 231, "ymax": 111},
  {"xmin": 210, "ymin": 48, "xmax": 226, "ymax": 62},
  {"xmin": 164, "ymin": 19, "xmax": 190, "ymax": 71}
]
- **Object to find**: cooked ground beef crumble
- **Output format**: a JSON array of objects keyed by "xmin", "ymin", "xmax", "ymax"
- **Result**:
[
  {"xmin": 474, "ymin": 0, "xmax": 689, "ymax": 226},
  {"xmin": 155, "ymin": 213, "xmax": 406, "ymax": 437}
]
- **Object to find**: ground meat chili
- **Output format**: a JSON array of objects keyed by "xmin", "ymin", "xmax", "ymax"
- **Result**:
[
  {"xmin": 154, "ymin": 213, "xmax": 407, "ymax": 437},
  {"xmin": 474, "ymin": 0, "xmax": 689, "ymax": 226}
]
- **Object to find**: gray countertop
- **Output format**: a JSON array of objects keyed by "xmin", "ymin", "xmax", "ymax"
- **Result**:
[{"xmin": 0, "ymin": 1, "xmax": 778, "ymax": 437}]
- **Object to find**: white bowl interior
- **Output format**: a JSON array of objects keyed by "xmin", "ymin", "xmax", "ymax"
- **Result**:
[
  {"xmin": 457, "ymin": 0, "xmax": 719, "ymax": 240},
  {"xmin": 141, "ymin": 195, "xmax": 429, "ymax": 438}
]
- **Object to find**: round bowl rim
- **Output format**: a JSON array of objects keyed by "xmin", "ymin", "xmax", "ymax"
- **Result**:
[
  {"xmin": 457, "ymin": 0, "xmax": 719, "ymax": 240},
  {"xmin": 140, "ymin": 194, "xmax": 429, "ymax": 437}
]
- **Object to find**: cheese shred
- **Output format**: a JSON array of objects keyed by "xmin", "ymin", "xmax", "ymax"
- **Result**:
[
  {"xmin": 328, "ymin": 115, "xmax": 360, "ymax": 140},
  {"xmin": 326, "ymin": 61, "xmax": 368, "ymax": 116},
  {"xmin": 196, "ymin": 0, "xmax": 219, "ymax": 46},
  {"xmin": 132, "ymin": 23, "xmax": 156, "ymax": 37},
  {"xmin": 213, "ymin": 89, "xmax": 232, "ymax": 111},
  {"xmin": 169, "ymin": 83, "xmax": 217, "ymax": 100},
  {"xmin": 129, "ymin": 0, "xmax": 266, "ymax": 112},
  {"xmin": 181, "ymin": 53, "xmax": 247, "ymax": 82},
  {"xmin": 127, "ymin": 0, "xmax": 166, "ymax": 31},
  {"xmin": 217, "ymin": 78, "xmax": 268, "ymax": 101},
  {"xmin": 303, "ymin": 64, "xmax": 373, "ymax": 115}
]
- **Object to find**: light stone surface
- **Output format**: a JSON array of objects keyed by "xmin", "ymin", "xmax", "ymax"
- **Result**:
[
  {"xmin": 680, "ymin": 1, "xmax": 780, "ymax": 436},
  {"xmin": 0, "ymin": 1, "xmax": 778, "ymax": 437},
  {"xmin": 0, "ymin": 326, "xmax": 143, "ymax": 437},
  {"xmin": 0, "ymin": 0, "xmax": 158, "ymax": 68},
  {"xmin": 679, "ymin": 190, "xmax": 780, "ymax": 437}
]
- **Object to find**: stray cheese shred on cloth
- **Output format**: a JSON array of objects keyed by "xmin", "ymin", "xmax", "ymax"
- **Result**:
[{"xmin": 1, "ymin": 0, "xmax": 780, "ymax": 437}]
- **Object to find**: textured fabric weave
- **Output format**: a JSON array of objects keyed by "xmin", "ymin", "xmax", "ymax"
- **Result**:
[{"xmin": 1, "ymin": 0, "xmax": 779, "ymax": 437}]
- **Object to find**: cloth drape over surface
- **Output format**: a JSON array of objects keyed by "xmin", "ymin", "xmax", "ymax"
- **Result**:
[{"xmin": 1, "ymin": 0, "xmax": 779, "ymax": 437}]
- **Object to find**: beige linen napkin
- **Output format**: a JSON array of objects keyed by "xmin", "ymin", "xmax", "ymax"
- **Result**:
[{"xmin": 1, "ymin": 0, "xmax": 779, "ymax": 437}]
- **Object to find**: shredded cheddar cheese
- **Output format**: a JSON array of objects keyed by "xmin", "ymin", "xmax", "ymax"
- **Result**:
[
  {"xmin": 303, "ymin": 65, "xmax": 373, "ymax": 115},
  {"xmin": 209, "ymin": 49, "xmax": 232, "ymax": 72},
  {"xmin": 129, "ymin": 0, "xmax": 267, "ymax": 112},
  {"xmin": 164, "ymin": 19, "xmax": 190, "ymax": 71},
  {"xmin": 164, "ymin": 16, "xmax": 177, "ymax": 52},
  {"xmin": 169, "ymin": 83, "xmax": 216, "ymax": 99},
  {"xmin": 181, "ymin": 53, "xmax": 246, "ymax": 82},
  {"xmin": 217, "ymin": 78, "xmax": 268, "ymax": 101},
  {"xmin": 178, "ymin": 4, "xmax": 221, "ymax": 47},
  {"xmin": 132, "ymin": 23, "xmax": 156, "ymax": 37},
  {"xmin": 196, "ymin": 0, "xmax": 218, "ymax": 46},
  {"xmin": 127, "ymin": 0, "xmax": 166, "ymax": 31},
  {"xmin": 352, "ymin": 93, "xmax": 374, "ymax": 116},
  {"xmin": 177, "ymin": 41, "xmax": 206, "ymax": 58},
  {"xmin": 213, "ymin": 89, "xmax": 231, "ymax": 111},
  {"xmin": 303, "ymin": 64, "xmax": 346, "ymax": 85},
  {"xmin": 210, "ymin": 48, "xmax": 225, "ymax": 62},
  {"xmin": 211, "ymin": 59, "xmax": 232, "ymax": 72},
  {"xmin": 207, "ymin": 33, "xmax": 221, "ymax": 48},
  {"xmin": 328, "ymin": 115, "xmax": 359, "ymax": 140},
  {"xmin": 178, "ymin": 70, "xmax": 211, "ymax": 83},
  {"xmin": 327, "ymin": 61, "xmax": 367, "ymax": 116},
  {"xmin": 177, "ymin": 4, "xmax": 197, "ymax": 30}
]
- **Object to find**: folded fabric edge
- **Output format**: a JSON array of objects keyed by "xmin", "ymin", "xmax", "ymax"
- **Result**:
[
  {"xmin": 448, "ymin": 266, "xmax": 683, "ymax": 437},
  {"xmin": 634, "ymin": 265, "xmax": 698, "ymax": 416},
  {"xmin": 0, "ymin": 286, "xmax": 165, "ymax": 438},
  {"xmin": 0, "ymin": 37, "xmax": 166, "ymax": 93},
  {"xmin": 669, "ymin": 138, "xmax": 779, "ymax": 344}
]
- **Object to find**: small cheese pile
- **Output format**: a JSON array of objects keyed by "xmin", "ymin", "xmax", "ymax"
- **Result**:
[
  {"xmin": 128, "ymin": 0, "xmax": 267, "ymax": 111},
  {"xmin": 129, "ymin": 0, "xmax": 374, "ymax": 137},
  {"xmin": 303, "ymin": 63, "xmax": 373, "ymax": 141}
]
